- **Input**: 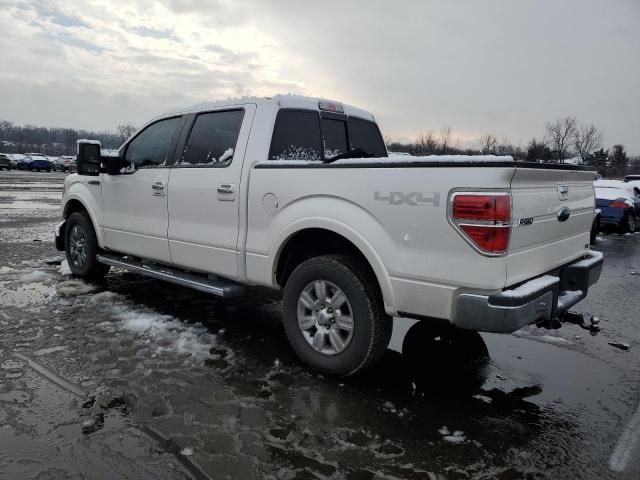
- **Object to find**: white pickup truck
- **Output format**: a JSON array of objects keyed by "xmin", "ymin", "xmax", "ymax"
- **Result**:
[{"xmin": 55, "ymin": 94, "xmax": 603, "ymax": 375}]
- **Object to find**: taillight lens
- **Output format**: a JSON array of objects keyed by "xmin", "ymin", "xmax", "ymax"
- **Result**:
[
  {"xmin": 609, "ymin": 200, "xmax": 628, "ymax": 208},
  {"xmin": 459, "ymin": 225, "xmax": 510, "ymax": 252},
  {"xmin": 450, "ymin": 192, "xmax": 512, "ymax": 255},
  {"xmin": 452, "ymin": 194, "xmax": 511, "ymax": 222}
]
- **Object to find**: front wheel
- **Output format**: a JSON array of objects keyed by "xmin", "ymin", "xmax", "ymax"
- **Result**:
[
  {"xmin": 64, "ymin": 212, "xmax": 110, "ymax": 282},
  {"xmin": 283, "ymin": 254, "xmax": 392, "ymax": 376}
]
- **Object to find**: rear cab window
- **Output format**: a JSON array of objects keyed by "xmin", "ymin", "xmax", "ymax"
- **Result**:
[
  {"xmin": 269, "ymin": 110, "xmax": 322, "ymax": 161},
  {"xmin": 268, "ymin": 109, "xmax": 387, "ymax": 162}
]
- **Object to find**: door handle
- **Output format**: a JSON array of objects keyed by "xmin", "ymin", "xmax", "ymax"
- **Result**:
[
  {"xmin": 152, "ymin": 181, "xmax": 165, "ymax": 196},
  {"xmin": 217, "ymin": 184, "xmax": 235, "ymax": 195}
]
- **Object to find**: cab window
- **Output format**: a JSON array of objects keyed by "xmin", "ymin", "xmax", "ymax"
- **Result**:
[
  {"xmin": 269, "ymin": 110, "xmax": 322, "ymax": 161},
  {"xmin": 348, "ymin": 117, "xmax": 387, "ymax": 157},
  {"xmin": 125, "ymin": 116, "xmax": 182, "ymax": 169},
  {"xmin": 180, "ymin": 110, "xmax": 244, "ymax": 167}
]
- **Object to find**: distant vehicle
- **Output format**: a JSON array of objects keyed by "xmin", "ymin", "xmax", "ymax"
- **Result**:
[
  {"xmin": 0, "ymin": 153, "xmax": 11, "ymax": 170},
  {"xmin": 8, "ymin": 153, "xmax": 22, "ymax": 169},
  {"xmin": 50, "ymin": 157, "xmax": 65, "ymax": 172},
  {"xmin": 22, "ymin": 153, "xmax": 52, "ymax": 172},
  {"xmin": 595, "ymin": 179, "xmax": 640, "ymax": 233},
  {"xmin": 59, "ymin": 155, "xmax": 77, "ymax": 172}
]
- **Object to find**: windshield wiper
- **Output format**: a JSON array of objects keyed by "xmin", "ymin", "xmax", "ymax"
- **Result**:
[{"xmin": 323, "ymin": 148, "xmax": 374, "ymax": 164}]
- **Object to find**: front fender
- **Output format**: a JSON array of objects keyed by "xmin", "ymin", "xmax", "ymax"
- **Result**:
[{"xmin": 62, "ymin": 183, "xmax": 104, "ymax": 248}]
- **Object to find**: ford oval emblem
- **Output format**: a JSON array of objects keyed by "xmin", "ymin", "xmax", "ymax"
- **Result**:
[{"xmin": 557, "ymin": 207, "xmax": 571, "ymax": 222}]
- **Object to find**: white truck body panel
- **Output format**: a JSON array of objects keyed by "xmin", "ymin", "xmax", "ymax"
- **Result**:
[
  {"xmin": 167, "ymin": 104, "xmax": 257, "ymax": 278},
  {"xmin": 102, "ymin": 169, "xmax": 172, "ymax": 263},
  {"xmin": 60, "ymin": 95, "xmax": 600, "ymax": 334}
]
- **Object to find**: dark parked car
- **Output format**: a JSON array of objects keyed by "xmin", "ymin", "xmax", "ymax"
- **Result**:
[
  {"xmin": 22, "ymin": 153, "xmax": 52, "ymax": 172},
  {"xmin": 595, "ymin": 180, "xmax": 640, "ymax": 233},
  {"xmin": 0, "ymin": 153, "xmax": 11, "ymax": 170}
]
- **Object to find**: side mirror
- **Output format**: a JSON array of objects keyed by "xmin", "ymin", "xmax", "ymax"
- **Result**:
[
  {"xmin": 101, "ymin": 154, "xmax": 128, "ymax": 175},
  {"xmin": 76, "ymin": 140, "xmax": 101, "ymax": 176}
]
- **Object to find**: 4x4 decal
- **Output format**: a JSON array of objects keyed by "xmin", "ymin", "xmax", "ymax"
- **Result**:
[{"xmin": 374, "ymin": 191, "xmax": 440, "ymax": 207}]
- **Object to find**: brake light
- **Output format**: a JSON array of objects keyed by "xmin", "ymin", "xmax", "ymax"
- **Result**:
[
  {"xmin": 609, "ymin": 200, "xmax": 628, "ymax": 208},
  {"xmin": 450, "ymin": 192, "xmax": 512, "ymax": 255},
  {"xmin": 452, "ymin": 194, "xmax": 510, "ymax": 221}
]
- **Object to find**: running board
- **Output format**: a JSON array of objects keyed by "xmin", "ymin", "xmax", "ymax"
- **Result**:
[{"xmin": 96, "ymin": 253, "xmax": 245, "ymax": 298}]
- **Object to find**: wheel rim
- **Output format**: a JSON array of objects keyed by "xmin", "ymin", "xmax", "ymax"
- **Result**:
[
  {"xmin": 297, "ymin": 280, "xmax": 354, "ymax": 355},
  {"xmin": 69, "ymin": 225, "xmax": 88, "ymax": 268}
]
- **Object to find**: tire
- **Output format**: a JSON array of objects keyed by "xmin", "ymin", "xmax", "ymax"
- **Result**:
[
  {"xmin": 283, "ymin": 254, "xmax": 392, "ymax": 376},
  {"xmin": 622, "ymin": 212, "xmax": 636, "ymax": 234},
  {"xmin": 64, "ymin": 212, "xmax": 110, "ymax": 282},
  {"xmin": 47, "ymin": 168, "xmax": 51, "ymax": 172}
]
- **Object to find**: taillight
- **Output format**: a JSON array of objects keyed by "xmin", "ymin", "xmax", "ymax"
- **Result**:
[
  {"xmin": 452, "ymin": 194, "xmax": 510, "ymax": 221},
  {"xmin": 609, "ymin": 200, "xmax": 628, "ymax": 208},
  {"xmin": 450, "ymin": 192, "xmax": 511, "ymax": 255}
]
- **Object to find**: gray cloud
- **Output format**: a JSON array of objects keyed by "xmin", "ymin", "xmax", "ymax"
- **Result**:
[{"xmin": 0, "ymin": 0, "xmax": 638, "ymax": 153}]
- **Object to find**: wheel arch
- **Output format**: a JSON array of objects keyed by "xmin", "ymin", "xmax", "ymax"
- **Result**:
[
  {"xmin": 273, "ymin": 224, "xmax": 397, "ymax": 316},
  {"xmin": 62, "ymin": 195, "xmax": 104, "ymax": 247}
]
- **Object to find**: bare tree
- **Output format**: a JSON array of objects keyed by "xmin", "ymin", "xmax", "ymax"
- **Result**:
[
  {"xmin": 116, "ymin": 124, "xmax": 137, "ymax": 145},
  {"xmin": 417, "ymin": 130, "xmax": 439, "ymax": 154},
  {"xmin": 439, "ymin": 126, "xmax": 452, "ymax": 154},
  {"xmin": 573, "ymin": 124, "xmax": 603, "ymax": 161},
  {"xmin": 479, "ymin": 134, "xmax": 498, "ymax": 154},
  {"xmin": 545, "ymin": 116, "xmax": 577, "ymax": 163}
]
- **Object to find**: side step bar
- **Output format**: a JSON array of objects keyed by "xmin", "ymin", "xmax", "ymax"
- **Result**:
[{"xmin": 96, "ymin": 253, "xmax": 245, "ymax": 298}]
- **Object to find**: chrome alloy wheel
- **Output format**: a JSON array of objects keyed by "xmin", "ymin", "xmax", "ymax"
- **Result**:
[
  {"xmin": 69, "ymin": 224, "xmax": 88, "ymax": 268},
  {"xmin": 297, "ymin": 280, "xmax": 354, "ymax": 355}
]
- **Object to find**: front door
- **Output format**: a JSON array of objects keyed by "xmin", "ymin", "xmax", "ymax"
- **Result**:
[
  {"xmin": 102, "ymin": 116, "xmax": 184, "ymax": 263},
  {"xmin": 167, "ymin": 105, "xmax": 254, "ymax": 279}
]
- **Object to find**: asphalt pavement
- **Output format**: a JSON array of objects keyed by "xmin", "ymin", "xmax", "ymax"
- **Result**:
[{"xmin": 1, "ymin": 170, "xmax": 639, "ymax": 479}]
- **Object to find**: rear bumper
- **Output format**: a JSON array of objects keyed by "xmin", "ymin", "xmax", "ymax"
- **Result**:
[
  {"xmin": 454, "ymin": 250, "xmax": 604, "ymax": 333},
  {"xmin": 54, "ymin": 220, "xmax": 66, "ymax": 251}
]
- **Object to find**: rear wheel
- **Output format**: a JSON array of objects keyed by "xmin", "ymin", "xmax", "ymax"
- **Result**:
[
  {"xmin": 622, "ymin": 212, "xmax": 636, "ymax": 233},
  {"xmin": 283, "ymin": 254, "xmax": 392, "ymax": 376},
  {"xmin": 64, "ymin": 212, "xmax": 110, "ymax": 281}
]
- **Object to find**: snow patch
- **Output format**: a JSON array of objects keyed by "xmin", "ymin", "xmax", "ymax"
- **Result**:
[
  {"xmin": 113, "ymin": 306, "xmax": 215, "ymax": 361},
  {"xmin": 500, "ymin": 275, "xmax": 558, "ymax": 298},
  {"xmin": 56, "ymin": 280, "xmax": 98, "ymax": 296},
  {"xmin": 17, "ymin": 270, "xmax": 50, "ymax": 283},
  {"xmin": 257, "ymin": 154, "xmax": 514, "ymax": 167}
]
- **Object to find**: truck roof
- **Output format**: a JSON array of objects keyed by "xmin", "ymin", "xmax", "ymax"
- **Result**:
[{"xmin": 164, "ymin": 94, "xmax": 376, "ymax": 122}]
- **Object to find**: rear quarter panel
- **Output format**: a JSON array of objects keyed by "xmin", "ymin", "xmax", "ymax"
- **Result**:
[{"xmin": 245, "ymin": 164, "xmax": 515, "ymax": 317}]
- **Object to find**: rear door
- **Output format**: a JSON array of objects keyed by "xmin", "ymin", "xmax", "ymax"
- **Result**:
[
  {"xmin": 506, "ymin": 166, "xmax": 595, "ymax": 287},
  {"xmin": 167, "ymin": 105, "xmax": 254, "ymax": 279},
  {"xmin": 102, "ymin": 116, "xmax": 184, "ymax": 263}
]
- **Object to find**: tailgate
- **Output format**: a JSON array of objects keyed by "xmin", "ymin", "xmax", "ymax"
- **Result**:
[{"xmin": 506, "ymin": 166, "xmax": 596, "ymax": 287}]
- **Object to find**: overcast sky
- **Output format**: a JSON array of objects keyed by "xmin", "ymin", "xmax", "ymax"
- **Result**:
[{"xmin": 0, "ymin": 0, "xmax": 638, "ymax": 152}]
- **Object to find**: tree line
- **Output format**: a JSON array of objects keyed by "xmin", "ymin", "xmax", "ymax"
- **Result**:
[
  {"xmin": 0, "ymin": 120, "xmax": 137, "ymax": 156},
  {"xmin": 1, "ymin": 117, "xmax": 637, "ymax": 178},
  {"xmin": 386, "ymin": 116, "xmax": 639, "ymax": 178}
]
